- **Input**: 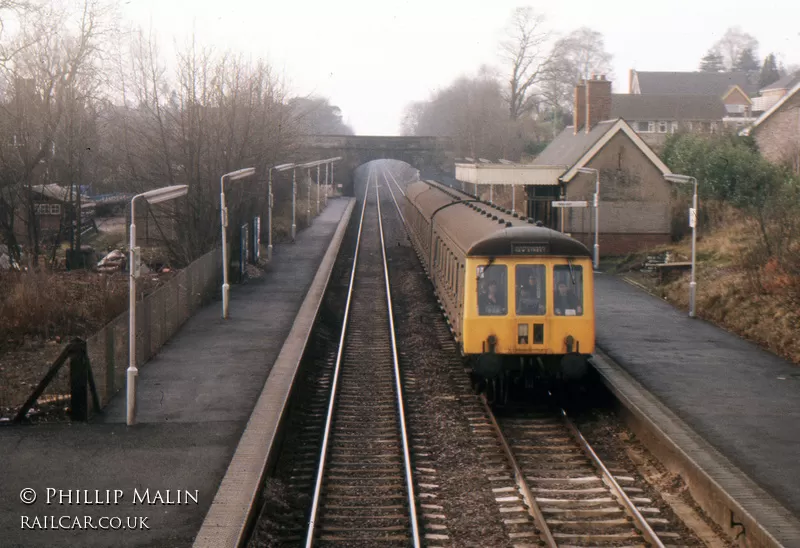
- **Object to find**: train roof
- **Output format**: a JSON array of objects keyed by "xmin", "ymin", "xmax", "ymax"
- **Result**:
[
  {"xmin": 468, "ymin": 226, "xmax": 591, "ymax": 258},
  {"xmin": 405, "ymin": 180, "xmax": 591, "ymax": 258}
]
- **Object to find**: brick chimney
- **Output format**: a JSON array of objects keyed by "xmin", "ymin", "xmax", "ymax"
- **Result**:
[
  {"xmin": 573, "ymin": 80, "xmax": 586, "ymax": 134},
  {"xmin": 585, "ymin": 74, "xmax": 612, "ymax": 134}
]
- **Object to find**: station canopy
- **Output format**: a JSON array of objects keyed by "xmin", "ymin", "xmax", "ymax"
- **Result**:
[{"xmin": 454, "ymin": 162, "xmax": 568, "ymax": 186}]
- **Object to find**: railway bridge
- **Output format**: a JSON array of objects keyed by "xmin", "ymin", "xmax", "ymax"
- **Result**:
[{"xmin": 299, "ymin": 134, "xmax": 456, "ymax": 194}]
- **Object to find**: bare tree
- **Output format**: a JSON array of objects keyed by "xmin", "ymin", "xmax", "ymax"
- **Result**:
[
  {"xmin": 111, "ymin": 29, "xmax": 298, "ymax": 264},
  {"xmin": 0, "ymin": 0, "xmax": 111, "ymax": 267},
  {"xmin": 539, "ymin": 27, "xmax": 613, "ymax": 136},
  {"xmin": 499, "ymin": 6, "xmax": 550, "ymax": 121},
  {"xmin": 554, "ymin": 27, "xmax": 613, "ymax": 81},
  {"xmin": 713, "ymin": 27, "xmax": 759, "ymax": 71}
]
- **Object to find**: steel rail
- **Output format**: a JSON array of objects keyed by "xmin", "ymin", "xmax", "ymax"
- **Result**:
[
  {"xmin": 383, "ymin": 165, "xmax": 406, "ymax": 197},
  {"xmin": 560, "ymin": 408, "xmax": 667, "ymax": 548},
  {"xmin": 376, "ymin": 178, "xmax": 422, "ymax": 547},
  {"xmin": 480, "ymin": 396, "xmax": 558, "ymax": 547},
  {"xmin": 303, "ymin": 168, "xmax": 372, "ymax": 548}
]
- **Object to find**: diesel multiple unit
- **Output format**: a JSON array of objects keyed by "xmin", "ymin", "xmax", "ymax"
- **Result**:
[{"xmin": 401, "ymin": 179, "xmax": 595, "ymax": 398}]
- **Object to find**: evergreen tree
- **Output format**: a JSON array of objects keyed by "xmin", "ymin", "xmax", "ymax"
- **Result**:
[
  {"xmin": 699, "ymin": 49, "xmax": 725, "ymax": 72},
  {"xmin": 759, "ymin": 54, "xmax": 781, "ymax": 88},
  {"xmin": 735, "ymin": 48, "xmax": 760, "ymax": 72}
]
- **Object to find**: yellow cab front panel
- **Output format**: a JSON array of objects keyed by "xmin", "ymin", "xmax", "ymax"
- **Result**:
[{"xmin": 462, "ymin": 257, "xmax": 595, "ymax": 356}]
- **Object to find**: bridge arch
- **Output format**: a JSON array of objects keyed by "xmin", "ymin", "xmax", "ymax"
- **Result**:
[{"xmin": 298, "ymin": 135, "xmax": 455, "ymax": 195}]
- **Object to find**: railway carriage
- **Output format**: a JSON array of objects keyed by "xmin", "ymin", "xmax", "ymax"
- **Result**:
[{"xmin": 401, "ymin": 179, "xmax": 595, "ymax": 398}]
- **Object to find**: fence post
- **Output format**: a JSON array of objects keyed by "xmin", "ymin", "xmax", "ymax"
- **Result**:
[
  {"xmin": 105, "ymin": 327, "xmax": 115, "ymax": 402},
  {"xmin": 69, "ymin": 340, "xmax": 89, "ymax": 421}
]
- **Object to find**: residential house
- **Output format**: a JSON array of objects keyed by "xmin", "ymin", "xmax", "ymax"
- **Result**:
[
  {"xmin": 0, "ymin": 184, "xmax": 95, "ymax": 244},
  {"xmin": 610, "ymin": 94, "xmax": 727, "ymax": 148},
  {"xmin": 527, "ymin": 75, "xmax": 674, "ymax": 255},
  {"xmin": 751, "ymin": 71, "xmax": 800, "ymax": 115},
  {"xmin": 741, "ymin": 81, "xmax": 800, "ymax": 173},
  {"xmin": 625, "ymin": 70, "xmax": 759, "ymax": 138}
]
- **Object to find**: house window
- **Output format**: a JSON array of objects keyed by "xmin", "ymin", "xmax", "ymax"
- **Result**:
[
  {"xmin": 636, "ymin": 121, "xmax": 650, "ymax": 132},
  {"xmin": 647, "ymin": 121, "xmax": 656, "ymax": 133},
  {"xmin": 35, "ymin": 203, "xmax": 61, "ymax": 215},
  {"xmin": 658, "ymin": 121, "xmax": 668, "ymax": 133},
  {"xmin": 671, "ymin": 121, "xmax": 679, "ymax": 133}
]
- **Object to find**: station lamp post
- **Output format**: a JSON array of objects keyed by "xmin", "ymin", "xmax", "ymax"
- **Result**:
[
  {"xmin": 127, "ymin": 184, "xmax": 189, "ymax": 426},
  {"xmin": 268, "ymin": 163, "xmax": 295, "ymax": 261},
  {"xmin": 664, "ymin": 173, "xmax": 699, "ymax": 319},
  {"xmin": 324, "ymin": 157, "xmax": 342, "ymax": 206},
  {"xmin": 577, "ymin": 167, "xmax": 600, "ymax": 270},
  {"xmin": 220, "ymin": 167, "xmax": 256, "ymax": 320}
]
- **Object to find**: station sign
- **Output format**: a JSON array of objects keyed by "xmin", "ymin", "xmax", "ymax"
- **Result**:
[
  {"xmin": 689, "ymin": 207, "xmax": 697, "ymax": 228},
  {"xmin": 551, "ymin": 200, "xmax": 588, "ymax": 208}
]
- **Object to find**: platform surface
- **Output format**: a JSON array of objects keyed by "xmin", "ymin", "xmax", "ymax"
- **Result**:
[
  {"xmin": 0, "ymin": 198, "xmax": 352, "ymax": 548},
  {"xmin": 595, "ymin": 273, "xmax": 800, "ymax": 518}
]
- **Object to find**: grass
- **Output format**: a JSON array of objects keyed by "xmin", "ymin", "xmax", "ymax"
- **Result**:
[{"xmin": 608, "ymin": 213, "xmax": 800, "ymax": 365}]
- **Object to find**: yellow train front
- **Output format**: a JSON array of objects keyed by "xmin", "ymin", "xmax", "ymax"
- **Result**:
[{"xmin": 402, "ymin": 180, "xmax": 595, "ymax": 396}]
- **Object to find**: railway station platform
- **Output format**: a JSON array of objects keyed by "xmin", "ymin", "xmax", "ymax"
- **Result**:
[
  {"xmin": 593, "ymin": 273, "xmax": 800, "ymax": 545},
  {"xmin": 0, "ymin": 198, "xmax": 354, "ymax": 548}
]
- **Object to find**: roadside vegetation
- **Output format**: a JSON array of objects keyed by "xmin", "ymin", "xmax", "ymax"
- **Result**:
[{"xmin": 611, "ymin": 133, "xmax": 800, "ymax": 364}]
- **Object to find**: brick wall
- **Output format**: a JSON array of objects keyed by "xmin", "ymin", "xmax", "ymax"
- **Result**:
[
  {"xmin": 754, "ymin": 91, "xmax": 800, "ymax": 173},
  {"xmin": 565, "ymin": 130, "xmax": 672, "ymax": 236}
]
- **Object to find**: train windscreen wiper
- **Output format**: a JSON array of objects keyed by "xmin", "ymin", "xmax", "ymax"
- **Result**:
[{"xmin": 567, "ymin": 258, "xmax": 576, "ymax": 285}]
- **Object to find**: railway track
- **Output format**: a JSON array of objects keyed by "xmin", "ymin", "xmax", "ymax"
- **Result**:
[
  {"xmin": 473, "ymin": 397, "xmax": 699, "ymax": 547},
  {"xmin": 304, "ymin": 167, "xmax": 420, "ymax": 547}
]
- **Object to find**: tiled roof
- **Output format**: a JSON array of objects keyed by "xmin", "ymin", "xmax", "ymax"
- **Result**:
[
  {"xmin": 760, "ymin": 71, "xmax": 800, "ymax": 92},
  {"xmin": 635, "ymin": 71, "xmax": 759, "ymax": 97},
  {"xmin": 532, "ymin": 120, "xmax": 618, "ymax": 168},
  {"xmin": 610, "ymin": 94, "xmax": 726, "ymax": 121}
]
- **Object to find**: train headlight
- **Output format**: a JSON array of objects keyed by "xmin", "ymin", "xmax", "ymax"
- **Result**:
[{"xmin": 518, "ymin": 324, "xmax": 529, "ymax": 344}]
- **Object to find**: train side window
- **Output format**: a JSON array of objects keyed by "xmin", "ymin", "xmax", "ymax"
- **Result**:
[
  {"xmin": 553, "ymin": 265, "xmax": 583, "ymax": 316},
  {"xmin": 476, "ymin": 264, "xmax": 507, "ymax": 316},
  {"xmin": 516, "ymin": 265, "xmax": 546, "ymax": 316}
]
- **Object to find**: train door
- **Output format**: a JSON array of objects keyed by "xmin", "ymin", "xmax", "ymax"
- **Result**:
[{"xmin": 514, "ymin": 263, "xmax": 547, "ymax": 351}]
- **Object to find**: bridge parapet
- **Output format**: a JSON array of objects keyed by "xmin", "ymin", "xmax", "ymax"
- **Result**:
[{"xmin": 298, "ymin": 135, "xmax": 455, "ymax": 194}]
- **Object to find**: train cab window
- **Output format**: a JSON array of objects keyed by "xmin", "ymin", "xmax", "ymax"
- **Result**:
[
  {"xmin": 553, "ymin": 264, "xmax": 584, "ymax": 316},
  {"xmin": 477, "ymin": 264, "xmax": 507, "ymax": 316},
  {"xmin": 516, "ymin": 265, "xmax": 546, "ymax": 316}
]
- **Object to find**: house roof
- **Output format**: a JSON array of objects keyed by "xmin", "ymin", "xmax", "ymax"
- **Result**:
[
  {"xmin": 532, "ymin": 118, "xmax": 671, "ymax": 182},
  {"xmin": 742, "ymin": 81, "xmax": 800, "ymax": 136},
  {"xmin": 760, "ymin": 71, "xmax": 800, "ymax": 92},
  {"xmin": 533, "ymin": 120, "xmax": 618, "ymax": 168},
  {"xmin": 610, "ymin": 94, "xmax": 726, "ymax": 121},
  {"xmin": 634, "ymin": 71, "xmax": 759, "ymax": 97}
]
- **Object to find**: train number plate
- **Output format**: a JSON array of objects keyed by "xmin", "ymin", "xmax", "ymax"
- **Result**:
[{"xmin": 511, "ymin": 243, "xmax": 549, "ymax": 255}]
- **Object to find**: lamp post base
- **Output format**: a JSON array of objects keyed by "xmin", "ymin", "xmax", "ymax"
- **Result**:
[
  {"xmin": 267, "ymin": 244, "xmax": 273, "ymax": 261},
  {"xmin": 126, "ymin": 368, "xmax": 138, "ymax": 426},
  {"xmin": 291, "ymin": 224, "xmax": 296, "ymax": 242},
  {"xmin": 222, "ymin": 283, "xmax": 230, "ymax": 319},
  {"xmin": 689, "ymin": 281, "xmax": 697, "ymax": 318},
  {"xmin": 593, "ymin": 244, "xmax": 599, "ymax": 271}
]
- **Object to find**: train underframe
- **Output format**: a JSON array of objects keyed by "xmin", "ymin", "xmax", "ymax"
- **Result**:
[{"xmin": 469, "ymin": 352, "xmax": 592, "ymax": 405}]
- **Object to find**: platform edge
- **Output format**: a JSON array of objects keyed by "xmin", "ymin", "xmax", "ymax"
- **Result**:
[
  {"xmin": 591, "ymin": 348, "xmax": 800, "ymax": 548},
  {"xmin": 191, "ymin": 198, "xmax": 357, "ymax": 548}
]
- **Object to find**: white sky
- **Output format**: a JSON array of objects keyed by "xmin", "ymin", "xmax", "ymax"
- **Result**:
[{"xmin": 121, "ymin": 0, "xmax": 800, "ymax": 136}]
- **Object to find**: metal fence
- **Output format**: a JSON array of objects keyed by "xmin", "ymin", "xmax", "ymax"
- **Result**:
[{"xmin": 1, "ymin": 247, "xmax": 222, "ymax": 422}]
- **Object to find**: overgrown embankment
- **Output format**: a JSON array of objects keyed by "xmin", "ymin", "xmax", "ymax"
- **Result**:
[{"xmin": 612, "ymin": 133, "xmax": 800, "ymax": 365}]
